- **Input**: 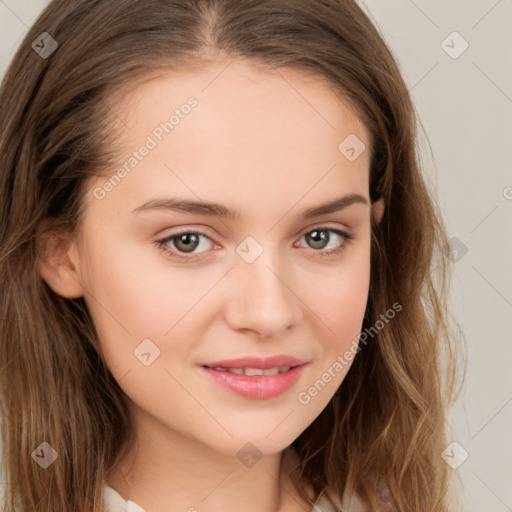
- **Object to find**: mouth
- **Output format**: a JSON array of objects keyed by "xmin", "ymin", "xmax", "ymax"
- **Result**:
[
  {"xmin": 203, "ymin": 365, "xmax": 298, "ymax": 376},
  {"xmin": 198, "ymin": 356, "xmax": 308, "ymax": 399},
  {"xmin": 201, "ymin": 354, "xmax": 307, "ymax": 371}
]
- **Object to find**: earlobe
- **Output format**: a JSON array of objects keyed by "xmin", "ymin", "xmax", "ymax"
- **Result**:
[
  {"xmin": 371, "ymin": 198, "xmax": 385, "ymax": 224},
  {"xmin": 37, "ymin": 229, "xmax": 84, "ymax": 299}
]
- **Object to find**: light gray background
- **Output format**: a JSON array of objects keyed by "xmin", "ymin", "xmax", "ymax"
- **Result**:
[{"xmin": 1, "ymin": 1, "xmax": 511, "ymax": 510}]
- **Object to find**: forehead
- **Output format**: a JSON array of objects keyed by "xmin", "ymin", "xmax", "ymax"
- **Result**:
[
  {"xmin": 115, "ymin": 59, "xmax": 370, "ymax": 149},
  {"xmin": 89, "ymin": 60, "xmax": 371, "ymax": 221}
]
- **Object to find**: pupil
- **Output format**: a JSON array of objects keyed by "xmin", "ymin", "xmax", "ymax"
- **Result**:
[
  {"xmin": 309, "ymin": 229, "xmax": 328, "ymax": 249},
  {"xmin": 176, "ymin": 233, "xmax": 199, "ymax": 252}
]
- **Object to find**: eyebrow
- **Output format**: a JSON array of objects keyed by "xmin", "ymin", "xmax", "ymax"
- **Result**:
[{"xmin": 132, "ymin": 193, "xmax": 368, "ymax": 220}]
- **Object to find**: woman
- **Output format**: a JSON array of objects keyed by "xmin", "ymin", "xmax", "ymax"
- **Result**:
[{"xmin": 0, "ymin": 1, "xmax": 461, "ymax": 510}]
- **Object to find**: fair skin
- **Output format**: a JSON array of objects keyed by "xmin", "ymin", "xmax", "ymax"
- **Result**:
[{"xmin": 38, "ymin": 59, "xmax": 384, "ymax": 511}]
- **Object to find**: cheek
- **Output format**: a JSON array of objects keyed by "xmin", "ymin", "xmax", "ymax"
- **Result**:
[
  {"xmin": 79, "ymin": 234, "xmax": 221, "ymax": 377},
  {"xmin": 306, "ymin": 246, "xmax": 371, "ymax": 349},
  {"xmin": 293, "ymin": 251, "xmax": 370, "ymax": 413},
  {"xmin": 78, "ymin": 237, "xmax": 174, "ymax": 368},
  {"xmin": 81, "ymin": 232, "xmax": 183, "ymax": 326}
]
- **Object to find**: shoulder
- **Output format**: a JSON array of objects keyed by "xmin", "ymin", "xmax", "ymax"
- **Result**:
[
  {"xmin": 322, "ymin": 486, "xmax": 381, "ymax": 512},
  {"xmin": 322, "ymin": 484, "xmax": 392, "ymax": 512},
  {"xmin": 103, "ymin": 482, "xmax": 146, "ymax": 512},
  {"xmin": 322, "ymin": 486, "xmax": 343, "ymax": 510}
]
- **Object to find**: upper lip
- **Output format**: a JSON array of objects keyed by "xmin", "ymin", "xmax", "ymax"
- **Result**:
[{"xmin": 201, "ymin": 355, "xmax": 307, "ymax": 369}]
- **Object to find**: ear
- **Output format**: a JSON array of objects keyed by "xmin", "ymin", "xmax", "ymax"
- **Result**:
[
  {"xmin": 371, "ymin": 197, "xmax": 385, "ymax": 224},
  {"xmin": 37, "ymin": 228, "xmax": 84, "ymax": 299}
]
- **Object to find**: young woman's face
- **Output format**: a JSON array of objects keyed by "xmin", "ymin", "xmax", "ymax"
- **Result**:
[{"xmin": 70, "ymin": 60, "xmax": 383, "ymax": 456}]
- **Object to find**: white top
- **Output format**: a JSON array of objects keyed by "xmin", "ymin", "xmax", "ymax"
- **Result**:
[{"xmin": 102, "ymin": 482, "xmax": 340, "ymax": 512}]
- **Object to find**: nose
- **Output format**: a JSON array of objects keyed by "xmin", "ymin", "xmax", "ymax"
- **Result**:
[{"xmin": 223, "ymin": 244, "xmax": 303, "ymax": 338}]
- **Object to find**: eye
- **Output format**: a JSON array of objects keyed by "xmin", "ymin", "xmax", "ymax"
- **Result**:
[
  {"xmin": 296, "ymin": 226, "xmax": 354, "ymax": 259},
  {"xmin": 155, "ymin": 225, "xmax": 354, "ymax": 262},
  {"xmin": 156, "ymin": 230, "xmax": 216, "ymax": 260}
]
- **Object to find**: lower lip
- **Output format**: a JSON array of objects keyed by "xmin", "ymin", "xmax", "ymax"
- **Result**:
[{"xmin": 199, "ymin": 364, "xmax": 307, "ymax": 399}]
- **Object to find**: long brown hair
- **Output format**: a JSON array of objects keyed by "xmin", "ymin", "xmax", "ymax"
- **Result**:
[{"xmin": 0, "ymin": 1, "xmax": 462, "ymax": 510}]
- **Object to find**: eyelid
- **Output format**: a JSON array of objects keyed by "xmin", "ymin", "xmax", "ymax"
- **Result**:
[
  {"xmin": 298, "ymin": 221, "xmax": 352, "ymax": 236},
  {"xmin": 157, "ymin": 225, "xmax": 220, "ymax": 244},
  {"xmin": 157, "ymin": 222, "xmax": 352, "ymax": 243}
]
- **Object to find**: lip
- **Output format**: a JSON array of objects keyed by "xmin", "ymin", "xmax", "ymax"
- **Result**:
[
  {"xmin": 199, "ymin": 364, "xmax": 307, "ymax": 399},
  {"xmin": 201, "ymin": 355, "xmax": 307, "ymax": 369},
  {"xmin": 199, "ymin": 355, "xmax": 308, "ymax": 400}
]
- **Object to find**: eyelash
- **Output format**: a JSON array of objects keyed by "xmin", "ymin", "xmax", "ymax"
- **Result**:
[{"xmin": 155, "ymin": 226, "xmax": 354, "ymax": 262}]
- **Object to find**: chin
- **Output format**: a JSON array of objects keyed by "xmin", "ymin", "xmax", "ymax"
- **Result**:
[{"xmin": 195, "ymin": 422, "xmax": 307, "ymax": 459}]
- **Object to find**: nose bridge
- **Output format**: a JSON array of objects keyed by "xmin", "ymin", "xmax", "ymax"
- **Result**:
[{"xmin": 225, "ymin": 235, "xmax": 302, "ymax": 336}]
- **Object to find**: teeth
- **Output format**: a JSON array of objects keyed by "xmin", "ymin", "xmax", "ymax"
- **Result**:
[
  {"xmin": 226, "ymin": 367, "xmax": 244, "ymax": 374},
  {"xmin": 211, "ymin": 366, "xmax": 291, "ymax": 375},
  {"xmin": 244, "ymin": 368, "xmax": 264, "ymax": 376}
]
